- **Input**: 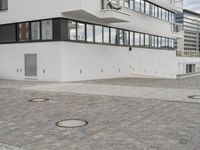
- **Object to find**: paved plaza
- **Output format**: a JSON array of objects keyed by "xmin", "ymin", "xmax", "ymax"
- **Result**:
[{"xmin": 0, "ymin": 77, "xmax": 200, "ymax": 150}]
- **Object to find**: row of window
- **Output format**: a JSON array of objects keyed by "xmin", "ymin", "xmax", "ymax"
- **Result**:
[
  {"xmin": 68, "ymin": 20, "xmax": 175, "ymax": 49},
  {"xmin": 0, "ymin": 18, "xmax": 175, "ymax": 49},
  {"xmin": 113, "ymin": 0, "xmax": 175, "ymax": 23},
  {"xmin": 17, "ymin": 20, "xmax": 53, "ymax": 42},
  {"xmin": 0, "ymin": 0, "xmax": 7, "ymax": 11}
]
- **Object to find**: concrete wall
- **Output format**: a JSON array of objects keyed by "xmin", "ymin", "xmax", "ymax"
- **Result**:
[
  {"xmin": 0, "ymin": 42, "xmax": 62, "ymax": 81},
  {"xmin": 0, "ymin": 42, "xmax": 177, "ymax": 82},
  {"xmin": 60, "ymin": 42, "xmax": 177, "ymax": 82}
]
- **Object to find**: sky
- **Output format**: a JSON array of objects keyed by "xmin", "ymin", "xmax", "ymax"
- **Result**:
[{"xmin": 184, "ymin": 0, "xmax": 200, "ymax": 13}]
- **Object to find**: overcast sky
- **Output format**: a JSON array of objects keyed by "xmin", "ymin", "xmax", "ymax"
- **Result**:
[{"xmin": 184, "ymin": 0, "xmax": 200, "ymax": 13}]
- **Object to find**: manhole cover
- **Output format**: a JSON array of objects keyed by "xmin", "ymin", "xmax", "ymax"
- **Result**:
[
  {"xmin": 28, "ymin": 98, "xmax": 49, "ymax": 102},
  {"xmin": 188, "ymin": 95, "xmax": 200, "ymax": 99},
  {"xmin": 56, "ymin": 119, "xmax": 88, "ymax": 128}
]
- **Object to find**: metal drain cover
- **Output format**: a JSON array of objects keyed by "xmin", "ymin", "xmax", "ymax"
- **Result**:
[
  {"xmin": 56, "ymin": 119, "xmax": 88, "ymax": 128},
  {"xmin": 188, "ymin": 95, "xmax": 200, "ymax": 99},
  {"xmin": 28, "ymin": 98, "xmax": 49, "ymax": 102}
]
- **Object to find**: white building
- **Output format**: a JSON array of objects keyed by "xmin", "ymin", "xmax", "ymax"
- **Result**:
[{"xmin": 0, "ymin": 0, "xmax": 197, "ymax": 82}]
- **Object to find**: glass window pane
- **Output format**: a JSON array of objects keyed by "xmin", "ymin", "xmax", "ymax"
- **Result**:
[
  {"xmin": 155, "ymin": 36, "xmax": 158, "ymax": 48},
  {"xmin": 145, "ymin": 2, "xmax": 150, "ymax": 15},
  {"xmin": 162, "ymin": 9, "xmax": 166, "ymax": 20},
  {"xmin": 103, "ymin": 27, "xmax": 109, "ymax": 43},
  {"xmin": 31, "ymin": 22, "xmax": 40, "ymax": 41},
  {"xmin": 162, "ymin": 37, "xmax": 166, "ymax": 48},
  {"xmin": 140, "ymin": 33, "xmax": 144, "ymax": 46},
  {"xmin": 145, "ymin": 34, "xmax": 149, "ymax": 47},
  {"xmin": 111, "ymin": 28, "xmax": 117, "ymax": 44},
  {"xmin": 166, "ymin": 11, "xmax": 169, "ymax": 21},
  {"xmin": 130, "ymin": 32, "xmax": 134, "ymax": 46},
  {"xmin": 141, "ymin": 0, "xmax": 145, "ymax": 13},
  {"xmin": 130, "ymin": 0, "xmax": 134, "ymax": 10},
  {"xmin": 77, "ymin": 22, "xmax": 85, "ymax": 41},
  {"xmin": 42, "ymin": 20, "xmax": 53, "ymax": 40},
  {"xmin": 117, "ymin": 29, "xmax": 124, "ymax": 45},
  {"xmin": 155, "ymin": 6, "xmax": 158, "ymax": 18},
  {"xmin": 86, "ymin": 24, "xmax": 93, "ymax": 42},
  {"xmin": 135, "ymin": 32, "xmax": 140, "ymax": 46},
  {"xmin": 166, "ymin": 38, "xmax": 169, "ymax": 48},
  {"xmin": 95, "ymin": 25, "xmax": 102, "ymax": 43},
  {"xmin": 124, "ymin": 30, "xmax": 129, "ymax": 45},
  {"xmin": 158, "ymin": 37, "xmax": 162, "ymax": 48},
  {"xmin": 68, "ymin": 20, "xmax": 76, "ymax": 40},
  {"xmin": 18, "ymin": 22, "xmax": 29, "ymax": 42},
  {"xmin": 0, "ymin": 0, "xmax": 8, "ymax": 10},
  {"xmin": 151, "ymin": 36, "xmax": 155, "ymax": 48},
  {"xmin": 151, "ymin": 5, "xmax": 155, "ymax": 17},
  {"xmin": 124, "ymin": 0, "xmax": 130, "ymax": 8},
  {"xmin": 135, "ymin": 0, "xmax": 140, "ymax": 12},
  {"xmin": 158, "ymin": 7, "xmax": 162, "ymax": 19}
]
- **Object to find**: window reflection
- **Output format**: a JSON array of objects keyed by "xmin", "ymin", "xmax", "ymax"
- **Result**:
[
  {"xmin": 95, "ymin": 25, "xmax": 103, "ymax": 43},
  {"xmin": 86, "ymin": 24, "xmax": 94, "ymax": 42},
  {"xmin": 77, "ymin": 22, "xmax": 85, "ymax": 41}
]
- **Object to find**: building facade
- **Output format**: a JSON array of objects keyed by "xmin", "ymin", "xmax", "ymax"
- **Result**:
[
  {"xmin": 0, "ymin": 0, "xmax": 184, "ymax": 81},
  {"xmin": 176, "ymin": 9, "xmax": 200, "ymax": 51}
]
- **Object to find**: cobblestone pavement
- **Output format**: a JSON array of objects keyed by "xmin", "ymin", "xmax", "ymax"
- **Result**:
[{"xmin": 1, "ymin": 77, "xmax": 200, "ymax": 150}]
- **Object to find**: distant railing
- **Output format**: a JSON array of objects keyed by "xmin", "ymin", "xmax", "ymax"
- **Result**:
[{"xmin": 176, "ymin": 50, "xmax": 200, "ymax": 58}]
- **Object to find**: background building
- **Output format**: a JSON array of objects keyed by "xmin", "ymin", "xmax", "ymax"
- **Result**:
[{"xmin": 176, "ymin": 9, "xmax": 200, "ymax": 51}]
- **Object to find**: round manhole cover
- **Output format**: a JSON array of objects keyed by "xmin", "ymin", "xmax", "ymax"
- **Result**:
[
  {"xmin": 188, "ymin": 95, "xmax": 200, "ymax": 99},
  {"xmin": 28, "ymin": 98, "xmax": 49, "ymax": 102},
  {"xmin": 56, "ymin": 119, "xmax": 88, "ymax": 128}
]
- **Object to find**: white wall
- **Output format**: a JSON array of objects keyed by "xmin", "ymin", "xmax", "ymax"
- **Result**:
[
  {"xmin": 60, "ymin": 42, "xmax": 177, "ymax": 82},
  {"xmin": 0, "ymin": 42, "xmax": 62, "ymax": 81},
  {"xmin": 0, "ymin": 41, "xmax": 178, "ymax": 81},
  {"xmin": 177, "ymin": 57, "xmax": 200, "ymax": 74}
]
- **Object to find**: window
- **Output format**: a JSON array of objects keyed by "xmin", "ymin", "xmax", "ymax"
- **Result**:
[
  {"xmin": 77, "ymin": 22, "xmax": 85, "ymax": 41},
  {"xmin": 124, "ymin": 30, "xmax": 129, "ymax": 45},
  {"xmin": 151, "ymin": 5, "xmax": 155, "ymax": 17},
  {"xmin": 141, "ymin": 0, "xmax": 145, "ymax": 13},
  {"xmin": 130, "ymin": 0, "xmax": 134, "ymax": 10},
  {"xmin": 130, "ymin": 32, "xmax": 134, "ymax": 46},
  {"xmin": 145, "ymin": 34, "xmax": 149, "ymax": 47},
  {"xmin": 117, "ymin": 29, "xmax": 124, "ymax": 45},
  {"xmin": 140, "ymin": 33, "xmax": 144, "ymax": 46},
  {"xmin": 18, "ymin": 22, "xmax": 30, "ymax": 42},
  {"xmin": 158, "ymin": 7, "xmax": 162, "ymax": 19},
  {"xmin": 162, "ymin": 9, "xmax": 166, "ymax": 20},
  {"xmin": 41, "ymin": 20, "xmax": 52, "ymax": 40},
  {"xmin": 154, "ymin": 36, "xmax": 158, "ymax": 48},
  {"xmin": 166, "ymin": 38, "xmax": 169, "ymax": 48},
  {"xmin": 134, "ymin": 0, "xmax": 140, "ymax": 12},
  {"xmin": 162, "ymin": 37, "xmax": 166, "ymax": 48},
  {"xmin": 31, "ymin": 22, "xmax": 40, "ymax": 41},
  {"xmin": 0, "ymin": 24, "xmax": 16, "ymax": 43},
  {"xmin": 103, "ymin": 27, "xmax": 110, "ymax": 44},
  {"xmin": 111, "ymin": 28, "xmax": 117, "ymax": 44},
  {"xmin": 166, "ymin": 11, "xmax": 169, "ymax": 22},
  {"xmin": 0, "ymin": 0, "xmax": 8, "ymax": 11},
  {"xmin": 145, "ymin": 2, "xmax": 150, "ymax": 15},
  {"xmin": 150, "ymin": 36, "xmax": 155, "ymax": 48},
  {"xmin": 95, "ymin": 25, "xmax": 102, "ymax": 43},
  {"xmin": 68, "ymin": 20, "xmax": 76, "ymax": 40},
  {"xmin": 154, "ymin": 6, "xmax": 158, "ymax": 18},
  {"xmin": 124, "ymin": 0, "xmax": 130, "ymax": 8},
  {"xmin": 158, "ymin": 37, "xmax": 162, "ymax": 48},
  {"xmin": 135, "ymin": 32, "xmax": 140, "ymax": 46},
  {"xmin": 86, "ymin": 24, "xmax": 94, "ymax": 42}
]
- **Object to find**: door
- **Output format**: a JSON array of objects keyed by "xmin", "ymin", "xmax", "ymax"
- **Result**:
[{"xmin": 24, "ymin": 54, "xmax": 37, "ymax": 77}]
